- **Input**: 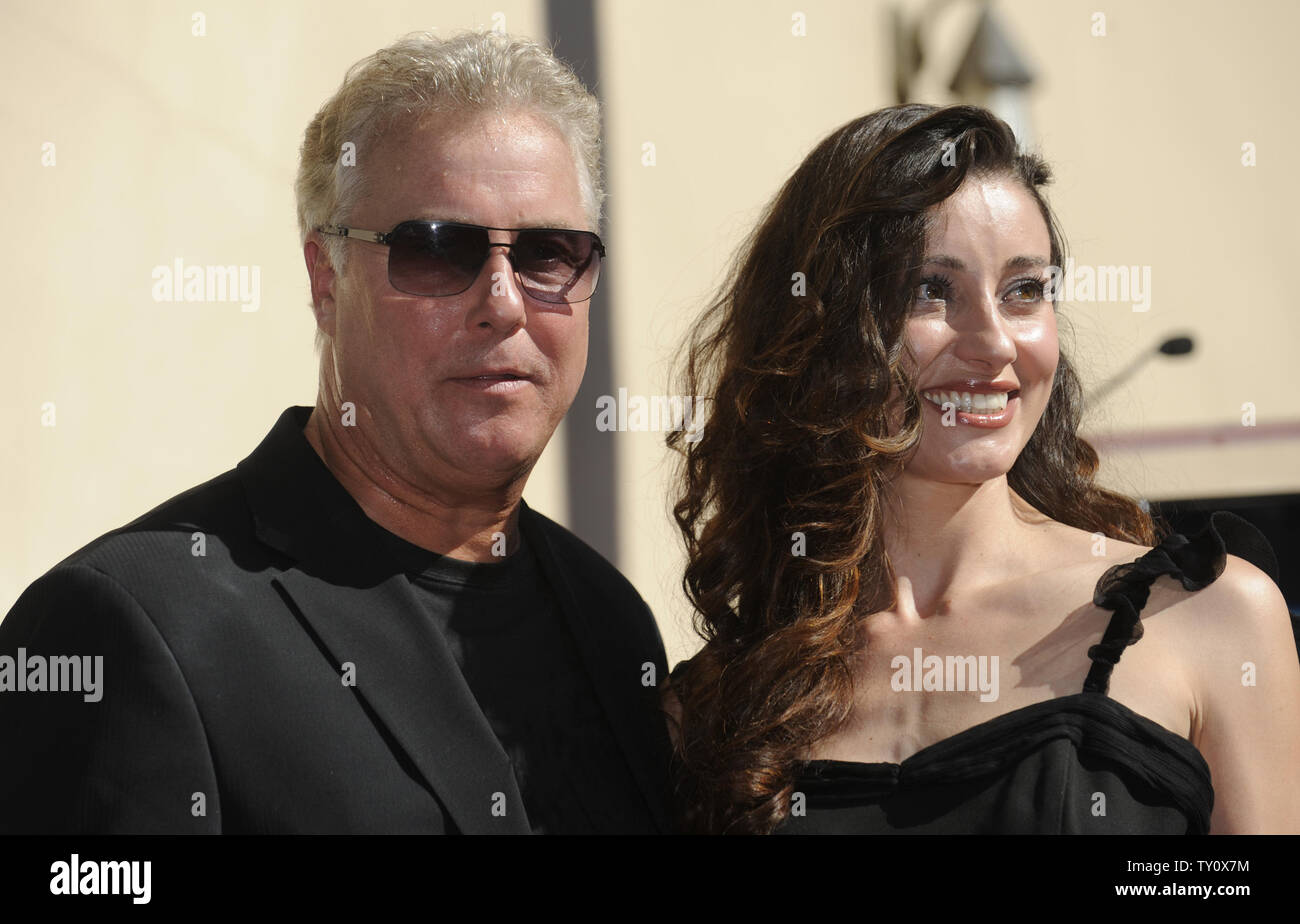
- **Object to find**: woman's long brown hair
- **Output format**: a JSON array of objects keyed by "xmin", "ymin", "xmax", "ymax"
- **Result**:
[{"xmin": 665, "ymin": 104, "xmax": 1162, "ymax": 834}]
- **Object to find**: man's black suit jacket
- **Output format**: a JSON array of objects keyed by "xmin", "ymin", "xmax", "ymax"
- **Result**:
[{"xmin": 0, "ymin": 406, "xmax": 673, "ymax": 833}]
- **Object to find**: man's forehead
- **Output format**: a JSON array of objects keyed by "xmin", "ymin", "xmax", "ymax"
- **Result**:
[{"xmin": 385, "ymin": 168, "xmax": 584, "ymax": 228}]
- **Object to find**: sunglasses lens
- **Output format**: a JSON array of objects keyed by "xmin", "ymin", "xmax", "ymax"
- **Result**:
[
  {"xmin": 383, "ymin": 223, "xmax": 602, "ymax": 302},
  {"xmin": 514, "ymin": 231, "xmax": 601, "ymax": 303},
  {"xmin": 387, "ymin": 223, "xmax": 486, "ymax": 296}
]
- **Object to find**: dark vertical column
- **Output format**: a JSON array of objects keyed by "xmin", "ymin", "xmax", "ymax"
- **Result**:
[{"xmin": 546, "ymin": 0, "xmax": 620, "ymax": 565}]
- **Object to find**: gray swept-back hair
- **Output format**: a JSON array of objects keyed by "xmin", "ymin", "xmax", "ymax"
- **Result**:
[{"xmin": 295, "ymin": 30, "xmax": 603, "ymax": 349}]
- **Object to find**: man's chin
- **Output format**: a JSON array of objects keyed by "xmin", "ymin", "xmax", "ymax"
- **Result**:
[{"xmin": 440, "ymin": 438, "xmax": 544, "ymax": 483}]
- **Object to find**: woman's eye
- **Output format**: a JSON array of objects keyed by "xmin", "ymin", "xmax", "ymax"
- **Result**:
[
  {"xmin": 1008, "ymin": 279, "xmax": 1045, "ymax": 301},
  {"xmin": 916, "ymin": 282, "xmax": 946, "ymax": 301}
]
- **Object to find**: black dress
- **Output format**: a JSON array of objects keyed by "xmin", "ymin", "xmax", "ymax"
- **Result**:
[{"xmin": 676, "ymin": 511, "xmax": 1280, "ymax": 834}]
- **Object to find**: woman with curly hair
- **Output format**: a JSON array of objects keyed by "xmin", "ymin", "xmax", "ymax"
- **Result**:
[{"xmin": 664, "ymin": 103, "xmax": 1300, "ymax": 835}]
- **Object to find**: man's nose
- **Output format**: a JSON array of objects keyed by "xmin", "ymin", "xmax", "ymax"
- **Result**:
[{"xmin": 469, "ymin": 243, "xmax": 527, "ymax": 330}]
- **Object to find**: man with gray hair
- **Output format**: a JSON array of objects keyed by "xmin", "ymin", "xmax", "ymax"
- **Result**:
[{"xmin": 0, "ymin": 31, "xmax": 671, "ymax": 834}]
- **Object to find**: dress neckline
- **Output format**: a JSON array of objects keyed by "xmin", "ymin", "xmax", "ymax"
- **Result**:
[
  {"xmin": 797, "ymin": 690, "xmax": 1205, "ymax": 774},
  {"xmin": 788, "ymin": 690, "xmax": 1215, "ymax": 834}
]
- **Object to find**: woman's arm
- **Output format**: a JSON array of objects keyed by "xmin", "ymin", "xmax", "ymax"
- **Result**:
[{"xmin": 1191, "ymin": 554, "xmax": 1300, "ymax": 833}]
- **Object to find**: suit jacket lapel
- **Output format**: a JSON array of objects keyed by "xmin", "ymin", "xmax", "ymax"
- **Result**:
[{"xmin": 273, "ymin": 570, "xmax": 532, "ymax": 834}]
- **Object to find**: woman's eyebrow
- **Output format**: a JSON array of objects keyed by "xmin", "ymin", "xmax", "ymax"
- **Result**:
[{"xmin": 922, "ymin": 254, "xmax": 1050, "ymax": 272}]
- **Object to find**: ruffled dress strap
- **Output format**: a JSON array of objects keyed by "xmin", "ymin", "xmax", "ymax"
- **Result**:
[{"xmin": 1083, "ymin": 510, "xmax": 1279, "ymax": 695}]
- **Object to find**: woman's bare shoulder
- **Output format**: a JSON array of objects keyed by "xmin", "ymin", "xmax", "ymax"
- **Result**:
[
  {"xmin": 1042, "ymin": 521, "xmax": 1288, "ymax": 654},
  {"xmin": 1177, "ymin": 552, "xmax": 1292, "ymax": 653},
  {"xmin": 1183, "ymin": 554, "xmax": 1300, "ymax": 831}
]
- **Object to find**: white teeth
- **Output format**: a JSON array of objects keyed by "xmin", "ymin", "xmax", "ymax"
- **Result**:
[{"xmin": 921, "ymin": 390, "xmax": 1009, "ymax": 414}]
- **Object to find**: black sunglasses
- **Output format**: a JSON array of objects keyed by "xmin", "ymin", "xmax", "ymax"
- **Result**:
[{"xmin": 318, "ymin": 220, "xmax": 605, "ymax": 303}]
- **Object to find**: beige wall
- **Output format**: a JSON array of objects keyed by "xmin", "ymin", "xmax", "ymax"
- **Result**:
[{"xmin": 4, "ymin": 1, "xmax": 1298, "ymax": 667}]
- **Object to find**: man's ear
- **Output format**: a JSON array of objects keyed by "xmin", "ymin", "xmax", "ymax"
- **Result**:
[{"xmin": 304, "ymin": 233, "xmax": 338, "ymax": 338}]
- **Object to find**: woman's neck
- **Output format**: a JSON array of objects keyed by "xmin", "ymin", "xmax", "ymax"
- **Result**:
[{"xmin": 881, "ymin": 473, "xmax": 1052, "ymax": 612}]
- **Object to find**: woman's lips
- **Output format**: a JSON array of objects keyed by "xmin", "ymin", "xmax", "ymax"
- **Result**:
[{"xmin": 920, "ymin": 390, "xmax": 1020, "ymax": 429}]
